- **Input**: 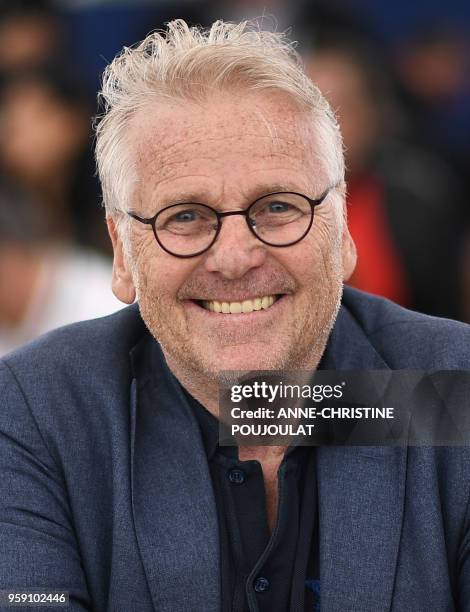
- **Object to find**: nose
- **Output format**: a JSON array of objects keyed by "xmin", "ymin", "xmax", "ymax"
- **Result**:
[{"xmin": 203, "ymin": 214, "xmax": 267, "ymax": 279}]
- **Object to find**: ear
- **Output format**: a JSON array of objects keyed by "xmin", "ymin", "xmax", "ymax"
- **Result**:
[
  {"xmin": 340, "ymin": 208, "xmax": 357, "ymax": 282},
  {"xmin": 106, "ymin": 216, "xmax": 136, "ymax": 304}
]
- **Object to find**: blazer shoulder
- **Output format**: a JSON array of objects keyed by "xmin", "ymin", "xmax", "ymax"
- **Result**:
[
  {"xmin": 342, "ymin": 287, "xmax": 470, "ymax": 369},
  {"xmin": 2, "ymin": 303, "xmax": 146, "ymax": 382}
]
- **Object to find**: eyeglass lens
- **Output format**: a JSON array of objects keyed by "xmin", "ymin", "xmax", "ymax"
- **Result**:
[{"xmin": 154, "ymin": 193, "xmax": 313, "ymax": 256}]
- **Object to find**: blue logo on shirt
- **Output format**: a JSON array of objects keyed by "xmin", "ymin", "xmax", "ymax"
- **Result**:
[{"xmin": 305, "ymin": 579, "xmax": 320, "ymax": 611}]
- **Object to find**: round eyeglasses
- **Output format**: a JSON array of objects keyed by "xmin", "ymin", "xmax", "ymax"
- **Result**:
[{"xmin": 127, "ymin": 189, "xmax": 330, "ymax": 258}]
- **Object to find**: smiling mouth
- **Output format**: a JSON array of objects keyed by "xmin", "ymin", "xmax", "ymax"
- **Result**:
[{"xmin": 194, "ymin": 294, "xmax": 283, "ymax": 314}]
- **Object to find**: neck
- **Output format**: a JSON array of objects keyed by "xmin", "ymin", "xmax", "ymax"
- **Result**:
[
  {"xmin": 163, "ymin": 346, "xmax": 326, "ymax": 422},
  {"xmin": 164, "ymin": 352, "xmax": 221, "ymax": 417}
]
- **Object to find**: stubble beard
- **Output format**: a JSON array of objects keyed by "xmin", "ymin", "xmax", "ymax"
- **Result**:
[{"xmin": 136, "ymin": 269, "xmax": 343, "ymax": 398}]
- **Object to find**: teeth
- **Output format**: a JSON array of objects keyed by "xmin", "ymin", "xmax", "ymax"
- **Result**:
[
  {"xmin": 229, "ymin": 302, "xmax": 242, "ymax": 314},
  {"xmin": 242, "ymin": 300, "xmax": 253, "ymax": 313},
  {"xmin": 201, "ymin": 295, "xmax": 278, "ymax": 314}
]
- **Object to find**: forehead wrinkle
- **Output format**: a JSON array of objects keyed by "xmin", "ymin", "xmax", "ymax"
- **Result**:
[
  {"xmin": 140, "ymin": 148, "xmax": 315, "ymax": 202},
  {"xmin": 134, "ymin": 109, "xmax": 313, "ymax": 168},
  {"xmin": 131, "ymin": 101, "xmax": 328, "ymax": 206},
  {"xmin": 136, "ymin": 146, "xmax": 326, "ymax": 211},
  {"xmin": 143, "ymin": 169, "xmax": 319, "ymax": 213},
  {"xmin": 137, "ymin": 132, "xmax": 311, "ymax": 186},
  {"xmin": 141, "ymin": 129, "xmax": 304, "ymax": 157},
  {"xmin": 146, "ymin": 176, "xmax": 225, "ymax": 208},
  {"xmin": 131, "ymin": 91, "xmax": 316, "ymax": 158}
]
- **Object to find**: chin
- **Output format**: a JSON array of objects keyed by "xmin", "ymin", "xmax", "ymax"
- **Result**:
[{"xmin": 204, "ymin": 344, "xmax": 286, "ymax": 375}]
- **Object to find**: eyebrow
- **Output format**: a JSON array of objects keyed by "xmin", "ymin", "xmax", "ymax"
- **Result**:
[{"xmin": 153, "ymin": 183, "xmax": 307, "ymax": 208}]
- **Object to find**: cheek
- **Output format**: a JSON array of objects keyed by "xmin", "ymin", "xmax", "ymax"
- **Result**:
[
  {"xmin": 135, "ymin": 262, "xmax": 179, "ymax": 304},
  {"xmin": 313, "ymin": 207, "xmax": 344, "ymax": 263},
  {"xmin": 293, "ymin": 218, "xmax": 343, "ymax": 287},
  {"xmin": 132, "ymin": 242, "xmax": 194, "ymax": 311},
  {"xmin": 130, "ymin": 236, "xmax": 168, "ymax": 296},
  {"xmin": 135, "ymin": 261, "xmax": 189, "ymax": 344}
]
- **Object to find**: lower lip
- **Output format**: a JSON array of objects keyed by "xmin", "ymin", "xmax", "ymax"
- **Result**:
[{"xmin": 183, "ymin": 294, "xmax": 288, "ymax": 323}]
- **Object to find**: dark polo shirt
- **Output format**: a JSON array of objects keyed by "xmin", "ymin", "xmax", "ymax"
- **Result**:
[{"xmin": 184, "ymin": 390, "xmax": 320, "ymax": 611}]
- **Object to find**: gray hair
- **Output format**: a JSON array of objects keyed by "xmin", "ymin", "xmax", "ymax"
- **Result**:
[{"xmin": 95, "ymin": 19, "xmax": 345, "ymax": 228}]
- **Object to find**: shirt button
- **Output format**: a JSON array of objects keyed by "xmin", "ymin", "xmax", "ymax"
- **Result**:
[
  {"xmin": 227, "ymin": 468, "xmax": 246, "ymax": 484},
  {"xmin": 254, "ymin": 576, "xmax": 270, "ymax": 593}
]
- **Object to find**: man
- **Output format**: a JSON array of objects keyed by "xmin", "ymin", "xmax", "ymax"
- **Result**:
[{"xmin": 1, "ymin": 19, "xmax": 470, "ymax": 612}]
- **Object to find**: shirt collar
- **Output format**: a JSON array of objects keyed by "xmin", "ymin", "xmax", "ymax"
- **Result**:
[{"xmin": 183, "ymin": 388, "xmax": 220, "ymax": 460}]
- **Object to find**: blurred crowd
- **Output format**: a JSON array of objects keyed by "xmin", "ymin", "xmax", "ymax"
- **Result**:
[{"xmin": 0, "ymin": 0, "xmax": 469, "ymax": 354}]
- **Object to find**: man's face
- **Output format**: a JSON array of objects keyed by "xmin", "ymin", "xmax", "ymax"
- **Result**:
[{"xmin": 109, "ymin": 91, "xmax": 355, "ymax": 380}]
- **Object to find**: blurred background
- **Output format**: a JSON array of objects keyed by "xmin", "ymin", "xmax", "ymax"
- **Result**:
[{"xmin": 0, "ymin": 0, "xmax": 469, "ymax": 354}]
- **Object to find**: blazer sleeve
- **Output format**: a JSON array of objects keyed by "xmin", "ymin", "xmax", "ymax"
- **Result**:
[
  {"xmin": 458, "ymin": 488, "xmax": 470, "ymax": 611},
  {"xmin": 0, "ymin": 361, "xmax": 91, "ymax": 611}
]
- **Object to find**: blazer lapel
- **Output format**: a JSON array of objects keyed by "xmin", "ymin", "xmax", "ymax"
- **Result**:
[
  {"xmin": 317, "ymin": 305, "xmax": 408, "ymax": 611},
  {"xmin": 129, "ymin": 338, "xmax": 220, "ymax": 612}
]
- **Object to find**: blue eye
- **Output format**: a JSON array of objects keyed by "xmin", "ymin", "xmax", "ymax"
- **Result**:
[
  {"xmin": 250, "ymin": 195, "xmax": 308, "ymax": 230},
  {"xmin": 174, "ymin": 210, "xmax": 198, "ymax": 222},
  {"xmin": 268, "ymin": 202, "xmax": 291, "ymax": 213},
  {"xmin": 158, "ymin": 204, "xmax": 216, "ymax": 236}
]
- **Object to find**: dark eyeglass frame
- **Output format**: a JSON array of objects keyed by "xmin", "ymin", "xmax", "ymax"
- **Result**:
[{"xmin": 127, "ymin": 189, "xmax": 331, "ymax": 258}]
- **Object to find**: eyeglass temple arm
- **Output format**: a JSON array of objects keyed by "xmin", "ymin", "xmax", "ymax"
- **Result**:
[{"xmin": 128, "ymin": 212, "xmax": 155, "ymax": 224}]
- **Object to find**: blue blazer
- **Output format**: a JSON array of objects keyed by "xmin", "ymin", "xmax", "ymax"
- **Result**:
[{"xmin": 1, "ymin": 287, "xmax": 470, "ymax": 611}]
